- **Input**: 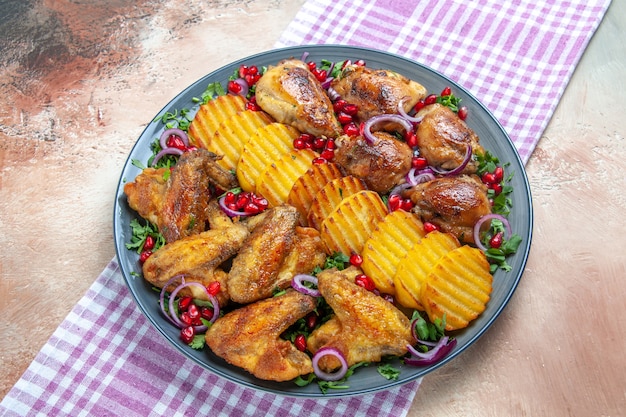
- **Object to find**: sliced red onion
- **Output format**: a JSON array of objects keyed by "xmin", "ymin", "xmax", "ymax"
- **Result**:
[
  {"xmin": 406, "ymin": 167, "xmax": 436, "ymax": 186},
  {"xmin": 362, "ymin": 114, "xmax": 414, "ymax": 144},
  {"xmin": 312, "ymin": 347, "xmax": 349, "ymax": 381},
  {"xmin": 321, "ymin": 77, "xmax": 334, "ymax": 90},
  {"xmin": 159, "ymin": 127, "xmax": 189, "ymax": 150},
  {"xmin": 429, "ymin": 144, "xmax": 472, "ymax": 176},
  {"xmin": 327, "ymin": 87, "xmax": 341, "ymax": 101},
  {"xmin": 166, "ymin": 280, "xmax": 220, "ymax": 333},
  {"xmin": 397, "ymin": 97, "xmax": 424, "ymax": 124},
  {"xmin": 232, "ymin": 78, "xmax": 249, "ymax": 97},
  {"xmin": 159, "ymin": 275, "xmax": 187, "ymax": 327},
  {"xmin": 473, "ymin": 213, "xmax": 513, "ymax": 251},
  {"xmin": 152, "ymin": 147, "xmax": 184, "ymax": 167},
  {"xmin": 301, "ymin": 51, "xmax": 310, "ymax": 62},
  {"xmin": 218, "ymin": 195, "xmax": 253, "ymax": 218},
  {"xmin": 291, "ymin": 274, "xmax": 321, "ymax": 297},
  {"xmin": 404, "ymin": 336, "xmax": 457, "ymax": 366}
]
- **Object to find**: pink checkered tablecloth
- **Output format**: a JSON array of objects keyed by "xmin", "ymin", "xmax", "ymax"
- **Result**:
[{"xmin": 0, "ymin": 1, "xmax": 611, "ymax": 416}]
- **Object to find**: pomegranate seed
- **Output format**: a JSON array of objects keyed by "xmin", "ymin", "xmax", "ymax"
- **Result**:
[
  {"xmin": 405, "ymin": 131, "xmax": 418, "ymax": 148},
  {"xmin": 305, "ymin": 313, "xmax": 318, "ymax": 330},
  {"xmin": 490, "ymin": 232, "xmax": 503, "ymax": 249},
  {"xmin": 188, "ymin": 304, "xmax": 200, "ymax": 320},
  {"xmin": 424, "ymin": 94, "xmax": 437, "ymax": 105},
  {"xmin": 312, "ymin": 68, "xmax": 327, "ymax": 82},
  {"xmin": 246, "ymin": 101, "xmax": 260, "ymax": 111},
  {"xmin": 441, "ymin": 86, "xmax": 452, "ymax": 96},
  {"xmin": 180, "ymin": 326, "xmax": 195, "ymax": 344},
  {"xmin": 166, "ymin": 135, "xmax": 187, "ymax": 151},
  {"xmin": 293, "ymin": 137, "xmax": 306, "ymax": 149},
  {"xmin": 482, "ymin": 172, "xmax": 496, "ymax": 184},
  {"xmin": 294, "ymin": 334, "xmax": 307, "ymax": 352},
  {"xmin": 490, "ymin": 182, "xmax": 503, "ymax": 195},
  {"xmin": 307, "ymin": 61, "xmax": 317, "ymax": 71},
  {"xmin": 325, "ymin": 139, "xmax": 336, "ymax": 150},
  {"xmin": 178, "ymin": 296, "xmax": 193, "ymax": 312},
  {"xmin": 200, "ymin": 307, "xmax": 214, "ymax": 321},
  {"xmin": 300, "ymin": 133, "xmax": 314, "ymax": 144},
  {"xmin": 143, "ymin": 235, "xmax": 155, "ymax": 251},
  {"xmin": 423, "ymin": 222, "xmax": 440, "ymax": 233},
  {"xmin": 247, "ymin": 65, "xmax": 258, "ymax": 76},
  {"xmin": 337, "ymin": 112, "xmax": 353, "ymax": 125},
  {"xmin": 207, "ymin": 281, "xmax": 221, "ymax": 296},
  {"xmin": 349, "ymin": 253, "xmax": 363, "ymax": 267},
  {"xmin": 412, "ymin": 156, "xmax": 428, "ymax": 170},
  {"xmin": 224, "ymin": 191, "xmax": 237, "ymax": 205},
  {"xmin": 333, "ymin": 99, "xmax": 347, "ymax": 113},
  {"xmin": 254, "ymin": 197, "xmax": 269, "ymax": 210},
  {"xmin": 312, "ymin": 137, "xmax": 326, "ymax": 150},
  {"xmin": 494, "ymin": 166, "xmax": 504, "ymax": 183},
  {"xmin": 400, "ymin": 198, "xmax": 414, "ymax": 211},
  {"xmin": 414, "ymin": 100, "xmax": 426, "ymax": 112},
  {"xmin": 343, "ymin": 122, "xmax": 359, "ymax": 136},
  {"xmin": 180, "ymin": 311, "xmax": 193, "ymax": 326},
  {"xmin": 355, "ymin": 274, "xmax": 376, "ymax": 291},
  {"xmin": 239, "ymin": 65, "xmax": 249, "ymax": 77},
  {"xmin": 227, "ymin": 80, "xmax": 242, "ymax": 95},
  {"xmin": 388, "ymin": 194, "xmax": 401, "ymax": 211},
  {"xmin": 139, "ymin": 250, "xmax": 152, "ymax": 263},
  {"xmin": 320, "ymin": 149, "xmax": 335, "ymax": 161},
  {"xmin": 342, "ymin": 103, "xmax": 358, "ymax": 116},
  {"xmin": 457, "ymin": 106, "xmax": 468, "ymax": 120},
  {"xmin": 354, "ymin": 59, "xmax": 366, "ymax": 66},
  {"xmin": 312, "ymin": 157, "xmax": 327, "ymax": 165},
  {"xmin": 235, "ymin": 193, "xmax": 250, "ymax": 209},
  {"xmin": 244, "ymin": 202, "xmax": 260, "ymax": 214}
]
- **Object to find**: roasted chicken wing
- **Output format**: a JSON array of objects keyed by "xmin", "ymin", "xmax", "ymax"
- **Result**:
[
  {"xmin": 333, "ymin": 131, "xmax": 413, "ymax": 193},
  {"xmin": 416, "ymin": 103, "xmax": 484, "ymax": 174},
  {"xmin": 124, "ymin": 149, "xmax": 238, "ymax": 243},
  {"xmin": 141, "ymin": 221, "xmax": 250, "ymax": 306},
  {"xmin": 255, "ymin": 59, "xmax": 342, "ymax": 138},
  {"xmin": 227, "ymin": 205, "xmax": 326, "ymax": 304},
  {"xmin": 205, "ymin": 289, "xmax": 317, "ymax": 381},
  {"xmin": 307, "ymin": 266, "xmax": 412, "ymax": 372},
  {"xmin": 404, "ymin": 174, "xmax": 491, "ymax": 244},
  {"xmin": 330, "ymin": 64, "xmax": 427, "ymax": 123}
]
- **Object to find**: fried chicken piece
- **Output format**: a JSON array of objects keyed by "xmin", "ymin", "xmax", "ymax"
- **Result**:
[
  {"xmin": 404, "ymin": 174, "xmax": 492, "ymax": 244},
  {"xmin": 205, "ymin": 289, "xmax": 317, "ymax": 381},
  {"xmin": 227, "ymin": 205, "xmax": 326, "ymax": 304},
  {"xmin": 330, "ymin": 64, "xmax": 427, "ymax": 123},
  {"xmin": 333, "ymin": 131, "xmax": 413, "ymax": 193},
  {"xmin": 416, "ymin": 103, "xmax": 484, "ymax": 174},
  {"xmin": 307, "ymin": 266, "xmax": 413, "ymax": 372},
  {"xmin": 255, "ymin": 59, "xmax": 342, "ymax": 138},
  {"xmin": 124, "ymin": 149, "xmax": 238, "ymax": 243},
  {"xmin": 141, "ymin": 221, "xmax": 250, "ymax": 306}
]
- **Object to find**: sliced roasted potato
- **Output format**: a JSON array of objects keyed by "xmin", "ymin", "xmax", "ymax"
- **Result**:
[
  {"xmin": 421, "ymin": 245, "xmax": 492, "ymax": 331},
  {"xmin": 187, "ymin": 94, "xmax": 248, "ymax": 149},
  {"xmin": 320, "ymin": 190, "xmax": 387, "ymax": 256},
  {"xmin": 207, "ymin": 109, "xmax": 274, "ymax": 171},
  {"xmin": 286, "ymin": 162, "xmax": 344, "ymax": 226},
  {"xmin": 393, "ymin": 231, "xmax": 460, "ymax": 310},
  {"xmin": 237, "ymin": 122, "xmax": 301, "ymax": 192},
  {"xmin": 256, "ymin": 148, "xmax": 318, "ymax": 207},
  {"xmin": 361, "ymin": 210, "xmax": 426, "ymax": 295},
  {"xmin": 307, "ymin": 176, "xmax": 367, "ymax": 231}
]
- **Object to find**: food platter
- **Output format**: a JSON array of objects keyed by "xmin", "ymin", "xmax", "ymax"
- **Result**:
[{"xmin": 113, "ymin": 45, "xmax": 533, "ymax": 397}]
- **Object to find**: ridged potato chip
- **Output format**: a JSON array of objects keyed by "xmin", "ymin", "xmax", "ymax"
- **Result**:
[
  {"xmin": 286, "ymin": 162, "xmax": 344, "ymax": 226},
  {"xmin": 207, "ymin": 109, "xmax": 273, "ymax": 171},
  {"xmin": 361, "ymin": 210, "xmax": 426, "ymax": 295},
  {"xmin": 320, "ymin": 190, "xmax": 388, "ymax": 256},
  {"xmin": 393, "ymin": 231, "xmax": 460, "ymax": 310},
  {"xmin": 307, "ymin": 176, "xmax": 367, "ymax": 231},
  {"xmin": 421, "ymin": 245, "xmax": 492, "ymax": 331},
  {"xmin": 187, "ymin": 94, "xmax": 247, "ymax": 149},
  {"xmin": 256, "ymin": 148, "xmax": 318, "ymax": 207},
  {"xmin": 237, "ymin": 123, "xmax": 301, "ymax": 192}
]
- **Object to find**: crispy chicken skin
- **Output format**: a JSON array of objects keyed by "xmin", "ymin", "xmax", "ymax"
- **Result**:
[
  {"xmin": 255, "ymin": 59, "xmax": 342, "ymax": 138},
  {"xmin": 333, "ymin": 131, "xmax": 413, "ymax": 193},
  {"xmin": 141, "ymin": 221, "xmax": 250, "ymax": 306},
  {"xmin": 228, "ymin": 205, "xmax": 326, "ymax": 304},
  {"xmin": 330, "ymin": 64, "xmax": 427, "ymax": 123},
  {"xmin": 416, "ymin": 103, "xmax": 484, "ymax": 174},
  {"xmin": 405, "ymin": 174, "xmax": 492, "ymax": 244},
  {"xmin": 307, "ymin": 266, "xmax": 413, "ymax": 372},
  {"xmin": 124, "ymin": 149, "xmax": 238, "ymax": 243},
  {"xmin": 205, "ymin": 289, "xmax": 316, "ymax": 381}
]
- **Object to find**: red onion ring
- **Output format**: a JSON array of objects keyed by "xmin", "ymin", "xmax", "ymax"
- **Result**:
[
  {"xmin": 291, "ymin": 274, "xmax": 321, "ymax": 297},
  {"xmin": 164, "ymin": 279, "xmax": 220, "ymax": 333},
  {"xmin": 406, "ymin": 167, "xmax": 436, "ymax": 186},
  {"xmin": 362, "ymin": 114, "xmax": 414, "ymax": 144},
  {"xmin": 218, "ymin": 195, "xmax": 253, "ymax": 218},
  {"xmin": 429, "ymin": 144, "xmax": 472, "ymax": 176},
  {"xmin": 473, "ymin": 213, "xmax": 513, "ymax": 251},
  {"xmin": 159, "ymin": 127, "xmax": 189, "ymax": 150},
  {"xmin": 152, "ymin": 147, "xmax": 184, "ymax": 167},
  {"xmin": 404, "ymin": 336, "xmax": 457, "ymax": 366},
  {"xmin": 159, "ymin": 275, "xmax": 187, "ymax": 327},
  {"xmin": 327, "ymin": 87, "xmax": 341, "ymax": 101},
  {"xmin": 397, "ymin": 97, "xmax": 424, "ymax": 124},
  {"xmin": 312, "ymin": 347, "xmax": 349, "ymax": 381}
]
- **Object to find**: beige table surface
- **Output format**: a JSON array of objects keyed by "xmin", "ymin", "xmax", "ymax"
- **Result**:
[{"xmin": 1, "ymin": 1, "xmax": 624, "ymax": 416}]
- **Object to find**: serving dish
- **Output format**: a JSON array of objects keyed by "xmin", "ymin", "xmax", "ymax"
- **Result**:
[{"xmin": 113, "ymin": 44, "xmax": 533, "ymax": 398}]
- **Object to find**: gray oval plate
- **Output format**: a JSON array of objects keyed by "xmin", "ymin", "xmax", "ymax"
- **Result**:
[{"xmin": 113, "ymin": 45, "xmax": 533, "ymax": 398}]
